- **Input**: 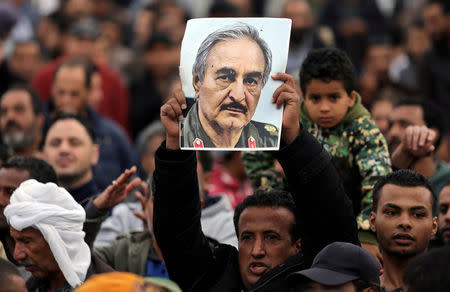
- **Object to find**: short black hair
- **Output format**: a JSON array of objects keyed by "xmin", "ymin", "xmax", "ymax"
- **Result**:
[
  {"xmin": 299, "ymin": 47, "xmax": 355, "ymax": 96},
  {"xmin": 2, "ymin": 156, "xmax": 58, "ymax": 184},
  {"xmin": 233, "ymin": 189, "xmax": 300, "ymax": 242},
  {"xmin": 2, "ymin": 83, "xmax": 42, "ymax": 115},
  {"xmin": 53, "ymin": 56, "xmax": 98, "ymax": 89},
  {"xmin": 0, "ymin": 258, "xmax": 22, "ymax": 286},
  {"xmin": 403, "ymin": 245, "xmax": 450, "ymax": 292},
  {"xmin": 372, "ymin": 169, "xmax": 436, "ymax": 214},
  {"xmin": 395, "ymin": 97, "xmax": 447, "ymax": 147},
  {"xmin": 44, "ymin": 113, "xmax": 97, "ymax": 144}
]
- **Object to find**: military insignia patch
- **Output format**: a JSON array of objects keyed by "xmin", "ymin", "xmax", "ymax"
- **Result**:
[
  {"xmin": 248, "ymin": 136, "xmax": 256, "ymax": 148},
  {"xmin": 264, "ymin": 124, "xmax": 277, "ymax": 134},
  {"xmin": 193, "ymin": 138, "xmax": 204, "ymax": 148}
]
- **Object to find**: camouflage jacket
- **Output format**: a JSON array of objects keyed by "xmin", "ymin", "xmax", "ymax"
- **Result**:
[{"xmin": 243, "ymin": 95, "xmax": 392, "ymax": 230}]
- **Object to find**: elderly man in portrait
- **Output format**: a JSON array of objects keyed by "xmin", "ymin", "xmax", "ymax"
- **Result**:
[
  {"xmin": 4, "ymin": 179, "xmax": 113, "ymax": 291},
  {"xmin": 181, "ymin": 23, "xmax": 280, "ymax": 149}
]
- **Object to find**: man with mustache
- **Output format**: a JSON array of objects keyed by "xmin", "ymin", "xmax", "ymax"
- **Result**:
[
  {"xmin": 369, "ymin": 170, "xmax": 438, "ymax": 291},
  {"xmin": 156, "ymin": 73, "xmax": 359, "ymax": 291},
  {"xmin": 0, "ymin": 85, "xmax": 43, "ymax": 157},
  {"xmin": 181, "ymin": 23, "xmax": 279, "ymax": 149},
  {"xmin": 4, "ymin": 179, "xmax": 113, "ymax": 291}
]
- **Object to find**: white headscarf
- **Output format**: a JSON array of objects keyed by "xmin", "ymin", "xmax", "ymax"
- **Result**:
[{"xmin": 4, "ymin": 179, "xmax": 91, "ymax": 288}]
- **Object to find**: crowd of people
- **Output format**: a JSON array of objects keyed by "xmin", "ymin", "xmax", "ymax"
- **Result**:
[{"xmin": 0, "ymin": 0, "xmax": 449, "ymax": 291}]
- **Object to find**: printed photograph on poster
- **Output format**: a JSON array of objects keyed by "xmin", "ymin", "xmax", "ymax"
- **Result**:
[{"xmin": 179, "ymin": 18, "xmax": 291, "ymax": 151}]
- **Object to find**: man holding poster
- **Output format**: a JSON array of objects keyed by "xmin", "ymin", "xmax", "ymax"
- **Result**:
[{"xmin": 180, "ymin": 22, "xmax": 286, "ymax": 149}]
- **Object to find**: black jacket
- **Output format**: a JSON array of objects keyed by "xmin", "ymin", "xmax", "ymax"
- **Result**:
[{"xmin": 153, "ymin": 129, "xmax": 359, "ymax": 291}]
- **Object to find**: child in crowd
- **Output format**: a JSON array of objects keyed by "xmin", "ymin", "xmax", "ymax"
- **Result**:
[{"xmin": 244, "ymin": 48, "xmax": 392, "ymax": 237}]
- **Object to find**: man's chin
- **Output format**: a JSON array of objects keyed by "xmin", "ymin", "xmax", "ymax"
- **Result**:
[
  {"xmin": 216, "ymin": 117, "xmax": 249, "ymax": 131},
  {"xmin": 387, "ymin": 246, "xmax": 421, "ymax": 259}
]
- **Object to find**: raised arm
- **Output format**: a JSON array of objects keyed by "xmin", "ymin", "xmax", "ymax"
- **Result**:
[{"xmin": 153, "ymin": 88, "xmax": 214, "ymax": 291}]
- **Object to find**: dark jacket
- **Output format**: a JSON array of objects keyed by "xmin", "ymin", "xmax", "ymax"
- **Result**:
[{"xmin": 153, "ymin": 129, "xmax": 359, "ymax": 291}]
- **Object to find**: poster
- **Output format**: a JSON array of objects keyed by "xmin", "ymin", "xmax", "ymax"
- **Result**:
[{"xmin": 179, "ymin": 18, "xmax": 291, "ymax": 150}]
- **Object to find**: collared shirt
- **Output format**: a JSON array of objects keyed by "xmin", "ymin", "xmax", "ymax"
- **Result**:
[{"xmin": 181, "ymin": 102, "xmax": 278, "ymax": 149}]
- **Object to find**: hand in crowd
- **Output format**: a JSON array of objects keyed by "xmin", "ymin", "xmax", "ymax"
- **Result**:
[
  {"xmin": 160, "ymin": 88, "xmax": 186, "ymax": 150},
  {"xmin": 361, "ymin": 242, "xmax": 383, "ymax": 268},
  {"xmin": 93, "ymin": 166, "xmax": 142, "ymax": 211},
  {"xmin": 391, "ymin": 125, "xmax": 436, "ymax": 169},
  {"xmin": 132, "ymin": 181, "xmax": 150, "ymax": 230},
  {"xmin": 271, "ymin": 73, "xmax": 301, "ymax": 144},
  {"xmin": 402, "ymin": 125, "xmax": 436, "ymax": 157}
]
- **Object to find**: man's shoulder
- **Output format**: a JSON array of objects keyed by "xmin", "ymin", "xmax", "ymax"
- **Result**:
[
  {"xmin": 246, "ymin": 121, "xmax": 279, "ymax": 148},
  {"xmin": 249, "ymin": 120, "xmax": 279, "ymax": 139},
  {"xmin": 250, "ymin": 120, "xmax": 279, "ymax": 134},
  {"xmin": 91, "ymin": 110, "xmax": 131, "ymax": 141}
]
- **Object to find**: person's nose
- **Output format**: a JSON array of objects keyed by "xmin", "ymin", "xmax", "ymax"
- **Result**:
[
  {"xmin": 229, "ymin": 80, "xmax": 246, "ymax": 102},
  {"xmin": 58, "ymin": 140, "xmax": 72, "ymax": 154},
  {"xmin": 13, "ymin": 242, "xmax": 27, "ymax": 262},
  {"xmin": 397, "ymin": 213, "xmax": 412, "ymax": 231},
  {"xmin": 251, "ymin": 236, "xmax": 266, "ymax": 258},
  {"xmin": 319, "ymin": 101, "xmax": 330, "ymax": 113},
  {"xmin": 3, "ymin": 109, "xmax": 16, "ymax": 122}
]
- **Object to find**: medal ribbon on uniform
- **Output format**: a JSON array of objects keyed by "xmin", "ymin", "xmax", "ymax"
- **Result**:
[
  {"xmin": 248, "ymin": 136, "xmax": 256, "ymax": 148},
  {"xmin": 193, "ymin": 138, "xmax": 204, "ymax": 148}
]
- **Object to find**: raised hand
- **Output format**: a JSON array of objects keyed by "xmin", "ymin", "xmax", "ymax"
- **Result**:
[
  {"xmin": 93, "ymin": 166, "xmax": 142, "ymax": 211},
  {"xmin": 271, "ymin": 73, "xmax": 301, "ymax": 144},
  {"xmin": 160, "ymin": 88, "xmax": 186, "ymax": 150}
]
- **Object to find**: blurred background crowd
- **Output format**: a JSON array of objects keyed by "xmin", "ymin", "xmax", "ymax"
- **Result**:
[
  {"xmin": 0, "ymin": 0, "xmax": 449, "ymax": 290},
  {"xmin": 0, "ymin": 0, "xmax": 448, "ymax": 223}
]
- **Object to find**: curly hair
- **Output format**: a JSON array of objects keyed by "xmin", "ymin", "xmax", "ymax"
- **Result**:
[{"xmin": 299, "ymin": 48, "xmax": 355, "ymax": 96}]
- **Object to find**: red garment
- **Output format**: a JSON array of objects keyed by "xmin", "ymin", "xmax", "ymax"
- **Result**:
[
  {"xmin": 31, "ymin": 56, "xmax": 131, "ymax": 138},
  {"xmin": 209, "ymin": 160, "xmax": 254, "ymax": 209}
]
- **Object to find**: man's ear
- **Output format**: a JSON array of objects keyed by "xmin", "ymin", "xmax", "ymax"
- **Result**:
[
  {"xmin": 431, "ymin": 216, "xmax": 438, "ymax": 236},
  {"xmin": 349, "ymin": 90, "xmax": 357, "ymax": 107},
  {"xmin": 294, "ymin": 238, "xmax": 302, "ymax": 253},
  {"xmin": 369, "ymin": 211, "xmax": 377, "ymax": 233},
  {"xmin": 193, "ymin": 73, "xmax": 201, "ymax": 98}
]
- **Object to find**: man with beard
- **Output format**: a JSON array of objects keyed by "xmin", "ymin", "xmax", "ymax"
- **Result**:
[
  {"xmin": 0, "ymin": 85, "xmax": 43, "ymax": 157},
  {"xmin": 47, "ymin": 56, "xmax": 136, "ymax": 190},
  {"xmin": 41, "ymin": 114, "xmax": 142, "ymax": 237},
  {"xmin": 4, "ymin": 179, "xmax": 114, "ymax": 291},
  {"xmin": 369, "ymin": 170, "xmax": 438, "ymax": 291},
  {"xmin": 387, "ymin": 98, "xmax": 450, "ymax": 205},
  {"xmin": 181, "ymin": 23, "xmax": 279, "ymax": 149}
]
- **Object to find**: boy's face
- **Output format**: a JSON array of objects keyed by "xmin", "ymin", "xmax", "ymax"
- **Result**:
[{"xmin": 303, "ymin": 79, "xmax": 356, "ymax": 128}]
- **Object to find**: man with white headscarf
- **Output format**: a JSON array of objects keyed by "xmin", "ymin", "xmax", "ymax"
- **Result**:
[{"xmin": 4, "ymin": 179, "xmax": 113, "ymax": 291}]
